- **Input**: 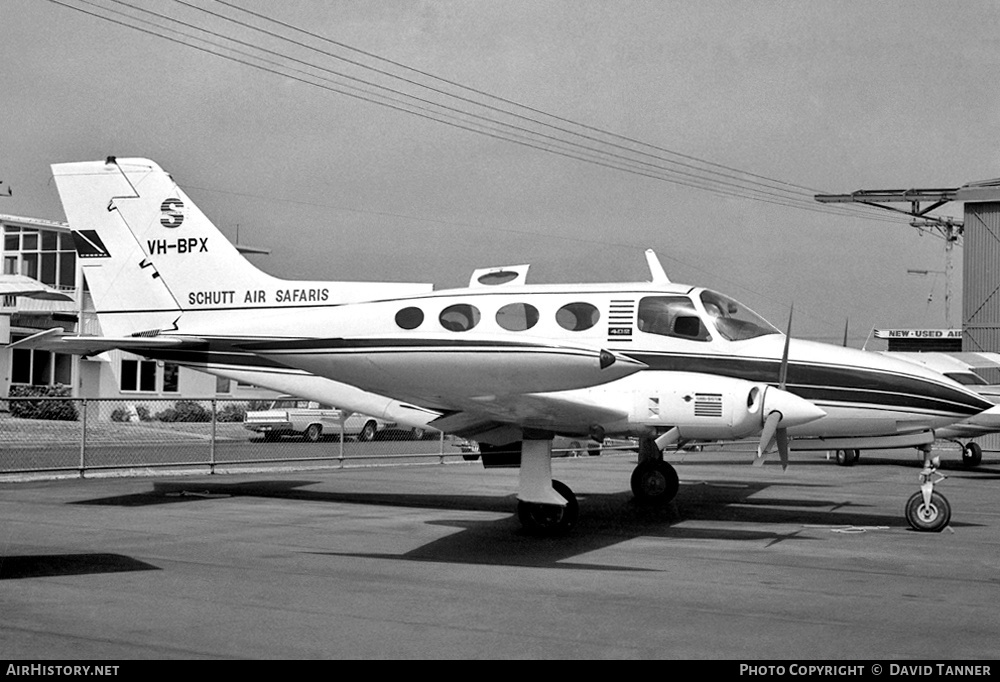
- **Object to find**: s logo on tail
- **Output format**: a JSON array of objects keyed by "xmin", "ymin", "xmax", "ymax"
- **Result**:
[{"xmin": 160, "ymin": 198, "xmax": 184, "ymax": 228}]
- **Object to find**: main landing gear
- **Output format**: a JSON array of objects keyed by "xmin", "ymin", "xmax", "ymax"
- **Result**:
[
  {"xmin": 905, "ymin": 448, "xmax": 951, "ymax": 532},
  {"xmin": 960, "ymin": 441, "xmax": 983, "ymax": 467},
  {"xmin": 512, "ymin": 434, "xmax": 681, "ymax": 534},
  {"xmin": 629, "ymin": 436, "xmax": 680, "ymax": 505},
  {"xmin": 515, "ymin": 438, "xmax": 579, "ymax": 535}
]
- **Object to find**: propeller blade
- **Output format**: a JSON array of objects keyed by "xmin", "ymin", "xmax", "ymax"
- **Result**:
[
  {"xmin": 776, "ymin": 428, "xmax": 789, "ymax": 470},
  {"xmin": 754, "ymin": 411, "xmax": 782, "ymax": 466},
  {"xmin": 778, "ymin": 304, "xmax": 793, "ymax": 389}
]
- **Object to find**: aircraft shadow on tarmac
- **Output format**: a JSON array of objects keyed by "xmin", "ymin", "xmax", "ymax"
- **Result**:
[
  {"xmin": 70, "ymin": 477, "xmax": 975, "ymax": 570},
  {"xmin": 0, "ymin": 553, "xmax": 160, "ymax": 580}
]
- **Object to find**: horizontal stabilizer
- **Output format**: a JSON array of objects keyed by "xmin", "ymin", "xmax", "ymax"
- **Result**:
[
  {"xmin": 8, "ymin": 329, "xmax": 195, "ymax": 355},
  {"xmin": 0, "ymin": 274, "xmax": 73, "ymax": 301}
]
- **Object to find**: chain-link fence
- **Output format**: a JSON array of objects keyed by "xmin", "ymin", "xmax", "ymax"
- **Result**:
[{"xmin": 0, "ymin": 398, "xmax": 484, "ymax": 476}]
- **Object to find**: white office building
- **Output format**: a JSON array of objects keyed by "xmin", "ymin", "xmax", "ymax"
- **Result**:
[{"xmin": 0, "ymin": 213, "xmax": 273, "ymax": 402}]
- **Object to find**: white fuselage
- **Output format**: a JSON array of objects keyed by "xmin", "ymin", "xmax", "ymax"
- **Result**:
[{"xmin": 141, "ymin": 280, "xmax": 994, "ymax": 442}]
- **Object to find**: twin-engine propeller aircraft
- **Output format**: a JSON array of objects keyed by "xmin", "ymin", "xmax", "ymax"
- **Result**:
[{"xmin": 20, "ymin": 157, "xmax": 1000, "ymax": 534}]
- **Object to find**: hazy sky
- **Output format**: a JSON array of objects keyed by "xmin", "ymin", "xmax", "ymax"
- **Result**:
[{"xmin": 3, "ymin": 0, "xmax": 999, "ymax": 344}]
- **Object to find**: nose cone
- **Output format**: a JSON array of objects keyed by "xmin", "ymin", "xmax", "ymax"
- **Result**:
[{"xmin": 763, "ymin": 386, "xmax": 826, "ymax": 428}]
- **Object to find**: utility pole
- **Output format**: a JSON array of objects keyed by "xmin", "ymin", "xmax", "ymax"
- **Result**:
[{"xmin": 910, "ymin": 217, "xmax": 961, "ymax": 328}]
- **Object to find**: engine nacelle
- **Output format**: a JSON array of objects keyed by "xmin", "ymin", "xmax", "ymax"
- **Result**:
[{"xmin": 593, "ymin": 371, "xmax": 825, "ymax": 440}]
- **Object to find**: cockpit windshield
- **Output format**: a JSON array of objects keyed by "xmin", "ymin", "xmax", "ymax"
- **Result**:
[{"xmin": 699, "ymin": 290, "xmax": 780, "ymax": 341}]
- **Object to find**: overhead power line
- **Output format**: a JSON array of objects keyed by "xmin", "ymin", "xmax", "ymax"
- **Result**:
[{"xmin": 47, "ymin": 0, "xmax": 910, "ymax": 226}]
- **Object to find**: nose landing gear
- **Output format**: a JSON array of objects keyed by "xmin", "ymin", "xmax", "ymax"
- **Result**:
[{"xmin": 905, "ymin": 451, "xmax": 951, "ymax": 532}]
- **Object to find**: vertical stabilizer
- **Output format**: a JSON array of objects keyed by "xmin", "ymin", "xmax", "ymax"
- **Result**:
[
  {"xmin": 53, "ymin": 158, "xmax": 183, "ymax": 336},
  {"xmin": 52, "ymin": 157, "xmax": 433, "ymax": 336}
]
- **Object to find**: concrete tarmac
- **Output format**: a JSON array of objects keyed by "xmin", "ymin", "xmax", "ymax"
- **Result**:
[{"xmin": 2, "ymin": 448, "xmax": 999, "ymax": 660}]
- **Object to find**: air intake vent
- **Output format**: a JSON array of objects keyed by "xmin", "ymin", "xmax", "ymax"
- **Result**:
[{"xmin": 694, "ymin": 393, "xmax": 723, "ymax": 417}]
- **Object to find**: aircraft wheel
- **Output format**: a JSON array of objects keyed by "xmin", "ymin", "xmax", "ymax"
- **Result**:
[
  {"xmin": 630, "ymin": 460, "xmax": 679, "ymax": 505},
  {"xmin": 303, "ymin": 424, "xmax": 322, "ymax": 442},
  {"xmin": 905, "ymin": 491, "xmax": 952, "ymax": 532},
  {"xmin": 835, "ymin": 449, "xmax": 858, "ymax": 466},
  {"xmin": 962, "ymin": 442, "xmax": 983, "ymax": 467},
  {"xmin": 517, "ymin": 480, "xmax": 578, "ymax": 535}
]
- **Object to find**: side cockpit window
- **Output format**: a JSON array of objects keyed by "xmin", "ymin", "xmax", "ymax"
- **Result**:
[
  {"xmin": 638, "ymin": 296, "xmax": 711, "ymax": 341},
  {"xmin": 699, "ymin": 290, "xmax": 779, "ymax": 341}
]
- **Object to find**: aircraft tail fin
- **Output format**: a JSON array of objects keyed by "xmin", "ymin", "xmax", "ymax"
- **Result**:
[{"xmin": 52, "ymin": 157, "xmax": 432, "ymax": 337}]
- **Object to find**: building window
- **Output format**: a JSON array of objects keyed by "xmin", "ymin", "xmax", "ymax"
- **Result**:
[
  {"xmin": 163, "ymin": 363, "xmax": 180, "ymax": 393},
  {"xmin": 10, "ymin": 346, "xmax": 73, "ymax": 386},
  {"xmin": 11, "ymin": 348, "xmax": 31, "ymax": 384},
  {"xmin": 216, "ymin": 376, "xmax": 232, "ymax": 394},
  {"xmin": 121, "ymin": 359, "xmax": 157, "ymax": 392},
  {"xmin": 3, "ymin": 225, "xmax": 77, "ymax": 288}
]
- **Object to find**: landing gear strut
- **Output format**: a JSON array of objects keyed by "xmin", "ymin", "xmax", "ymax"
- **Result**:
[
  {"xmin": 630, "ymin": 436, "xmax": 679, "ymax": 505},
  {"xmin": 905, "ymin": 448, "xmax": 951, "ymax": 532},
  {"xmin": 515, "ymin": 437, "xmax": 578, "ymax": 535}
]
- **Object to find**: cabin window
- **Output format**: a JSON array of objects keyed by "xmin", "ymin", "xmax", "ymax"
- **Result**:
[
  {"xmin": 395, "ymin": 306, "xmax": 424, "ymax": 330},
  {"xmin": 556, "ymin": 302, "xmax": 600, "ymax": 332},
  {"xmin": 638, "ymin": 296, "xmax": 711, "ymax": 341},
  {"xmin": 496, "ymin": 302, "xmax": 539, "ymax": 331},
  {"xmin": 439, "ymin": 304, "xmax": 481, "ymax": 332}
]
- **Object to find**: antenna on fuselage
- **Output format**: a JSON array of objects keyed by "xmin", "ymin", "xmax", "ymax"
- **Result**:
[{"xmin": 645, "ymin": 249, "xmax": 670, "ymax": 284}]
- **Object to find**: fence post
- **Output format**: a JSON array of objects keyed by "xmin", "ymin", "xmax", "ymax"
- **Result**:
[
  {"xmin": 439, "ymin": 430, "xmax": 445, "ymax": 465},
  {"xmin": 338, "ymin": 422, "xmax": 345, "ymax": 467},
  {"xmin": 210, "ymin": 399, "xmax": 217, "ymax": 474},
  {"xmin": 79, "ymin": 398, "xmax": 87, "ymax": 477}
]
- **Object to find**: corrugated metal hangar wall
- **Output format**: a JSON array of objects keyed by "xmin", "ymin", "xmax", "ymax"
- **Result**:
[{"xmin": 960, "ymin": 186, "xmax": 1000, "ymax": 384}]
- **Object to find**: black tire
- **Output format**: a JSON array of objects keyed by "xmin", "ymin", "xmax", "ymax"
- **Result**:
[
  {"xmin": 303, "ymin": 424, "xmax": 322, "ymax": 442},
  {"xmin": 517, "ymin": 480, "xmax": 578, "ymax": 535},
  {"xmin": 962, "ymin": 442, "xmax": 983, "ymax": 467},
  {"xmin": 630, "ymin": 460, "xmax": 680, "ymax": 505},
  {"xmin": 835, "ymin": 449, "xmax": 858, "ymax": 466},
  {"xmin": 411, "ymin": 428, "xmax": 426, "ymax": 441},
  {"xmin": 567, "ymin": 440, "xmax": 582, "ymax": 457},
  {"xmin": 358, "ymin": 420, "xmax": 377, "ymax": 442},
  {"xmin": 587, "ymin": 444, "xmax": 602, "ymax": 457},
  {"xmin": 905, "ymin": 490, "xmax": 951, "ymax": 532}
]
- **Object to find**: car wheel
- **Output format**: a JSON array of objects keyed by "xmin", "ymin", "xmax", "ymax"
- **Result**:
[
  {"xmin": 358, "ymin": 420, "xmax": 377, "ymax": 442},
  {"xmin": 303, "ymin": 424, "xmax": 322, "ymax": 442}
]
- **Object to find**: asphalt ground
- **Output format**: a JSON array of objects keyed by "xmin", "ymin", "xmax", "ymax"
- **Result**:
[{"xmin": 1, "ymin": 445, "xmax": 999, "ymax": 660}]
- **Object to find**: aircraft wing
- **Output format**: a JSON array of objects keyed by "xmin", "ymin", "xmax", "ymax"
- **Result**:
[{"xmin": 429, "ymin": 390, "xmax": 629, "ymax": 441}]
